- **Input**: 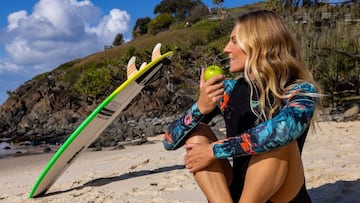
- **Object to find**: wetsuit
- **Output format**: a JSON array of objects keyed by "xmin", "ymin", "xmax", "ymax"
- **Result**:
[{"xmin": 164, "ymin": 77, "xmax": 315, "ymax": 202}]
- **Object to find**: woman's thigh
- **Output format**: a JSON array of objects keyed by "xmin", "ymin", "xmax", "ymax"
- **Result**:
[
  {"xmin": 269, "ymin": 141, "xmax": 304, "ymax": 202},
  {"xmin": 240, "ymin": 141, "xmax": 304, "ymax": 203}
]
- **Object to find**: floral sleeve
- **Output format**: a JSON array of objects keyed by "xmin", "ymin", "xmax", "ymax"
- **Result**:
[
  {"xmin": 163, "ymin": 80, "xmax": 236, "ymax": 150},
  {"xmin": 163, "ymin": 102, "xmax": 205, "ymax": 150},
  {"xmin": 212, "ymin": 83, "xmax": 318, "ymax": 159}
]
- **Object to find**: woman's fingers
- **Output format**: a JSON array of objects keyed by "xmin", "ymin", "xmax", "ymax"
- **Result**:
[
  {"xmin": 197, "ymin": 72, "xmax": 224, "ymax": 114},
  {"xmin": 183, "ymin": 143, "xmax": 215, "ymax": 173}
]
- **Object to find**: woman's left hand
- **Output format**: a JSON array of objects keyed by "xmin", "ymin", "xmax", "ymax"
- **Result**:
[{"xmin": 183, "ymin": 143, "xmax": 216, "ymax": 173}]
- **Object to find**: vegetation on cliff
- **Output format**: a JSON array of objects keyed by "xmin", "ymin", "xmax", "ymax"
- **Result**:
[{"xmin": 1, "ymin": 1, "xmax": 359, "ymax": 145}]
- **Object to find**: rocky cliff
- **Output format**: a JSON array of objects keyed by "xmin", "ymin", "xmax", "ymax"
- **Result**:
[
  {"xmin": 0, "ymin": 57, "xmax": 198, "ymax": 148},
  {"xmin": 1, "ymin": 53, "xmax": 359, "ymax": 150}
]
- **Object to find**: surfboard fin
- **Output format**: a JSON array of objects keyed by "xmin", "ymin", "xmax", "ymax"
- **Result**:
[
  {"xmin": 127, "ymin": 43, "xmax": 163, "ymax": 78},
  {"xmin": 126, "ymin": 56, "xmax": 137, "ymax": 78},
  {"xmin": 139, "ymin": 62, "xmax": 147, "ymax": 70},
  {"xmin": 152, "ymin": 43, "xmax": 162, "ymax": 61}
]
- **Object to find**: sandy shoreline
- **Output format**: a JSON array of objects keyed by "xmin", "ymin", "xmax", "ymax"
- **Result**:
[{"xmin": 1, "ymin": 121, "xmax": 359, "ymax": 203}]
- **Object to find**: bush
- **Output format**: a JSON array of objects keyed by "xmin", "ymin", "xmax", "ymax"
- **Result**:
[
  {"xmin": 148, "ymin": 13, "xmax": 175, "ymax": 35},
  {"xmin": 207, "ymin": 18, "xmax": 234, "ymax": 41}
]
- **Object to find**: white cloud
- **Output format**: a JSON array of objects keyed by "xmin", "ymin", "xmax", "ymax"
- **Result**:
[
  {"xmin": 7, "ymin": 10, "xmax": 28, "ymax": 31},
  {"xmin": 2, "ymin": 0, "xmax": 131, "ymax": 71},
  {"xmin": 0, "ymin": 60, "xmax": 21, "ymax": 73},
  {"xmin": 86, "ymin": 9, "xmax": 130, "ymax": 44}
]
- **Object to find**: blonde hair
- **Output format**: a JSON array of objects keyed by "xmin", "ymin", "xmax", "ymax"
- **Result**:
[{"xmin": 235, "ymin": 10, "xmax": 322, "ymax": 123}]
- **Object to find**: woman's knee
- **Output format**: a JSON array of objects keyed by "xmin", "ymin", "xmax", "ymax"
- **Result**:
[
  {"xmin": 187, "ymin": 124, "xmax": 234, "ymax": 189},
  {"xmin": 163, "ymin": 123, "xmax": 216, "ymax": 150},
  {"xmin": 185, "ymin": 123, "xmax": 218, "ymax": 144}
]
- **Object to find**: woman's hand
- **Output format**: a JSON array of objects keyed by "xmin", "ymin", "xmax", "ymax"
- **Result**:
[
  {"xmin": 197, "ymin": 68, "xmax": 224, "ymax": 114},
  {"xmin": 184, "ymin": 143, "xmax": 216, "ymax": 173}
]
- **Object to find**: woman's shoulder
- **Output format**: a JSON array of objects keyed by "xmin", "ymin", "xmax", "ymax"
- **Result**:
[
  {"xmin": 288, "ymin": 82, "xmax": 318, "ymax": 94},
  {"xmin": 223, "ymin": 79, "xmax": 238, "ymax": 92},
  {"xmin": 223, "ymin": 78, "xmax": 238, "ymax": 85},
  {"xmin": 223, "ymin": 76, "xmax": 248, "ymax": 86}
]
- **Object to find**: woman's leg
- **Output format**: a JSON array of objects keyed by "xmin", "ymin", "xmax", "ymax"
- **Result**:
[
  {"xmin": 185, "ymin": 123, "xmax": 233, "ymax": 203},
  {"xmin": 269, "ymin": 141, "xmax": 305, "ymax": 202},
  {"xmin": 239, "ymin": 141, "xmax": 305, "ymax": 203}
]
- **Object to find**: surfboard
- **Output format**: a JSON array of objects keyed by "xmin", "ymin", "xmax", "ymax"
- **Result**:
[{"xmin": 29, "ymin": 43, "xmax": 173, "ymax": 198}]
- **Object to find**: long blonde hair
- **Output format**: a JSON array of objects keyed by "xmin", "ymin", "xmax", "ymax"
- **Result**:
[{"xmin": 235, "ymin": 10, "xmax": 321, "ymax": 122}]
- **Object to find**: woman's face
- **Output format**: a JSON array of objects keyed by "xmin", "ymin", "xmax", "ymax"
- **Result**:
[{"xmin": 223, "ymin": 25, "xmax": 247, "ymax": 73}]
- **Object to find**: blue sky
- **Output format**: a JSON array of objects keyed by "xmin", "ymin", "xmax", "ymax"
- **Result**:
[{"xmin": 0, "ymin": 0, "xmax": 259, "ymax": 105}]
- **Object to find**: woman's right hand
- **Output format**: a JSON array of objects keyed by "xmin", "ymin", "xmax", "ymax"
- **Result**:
[{"xmin": 197, "ymin": 68, "xmax": 224, "ymax": 114}]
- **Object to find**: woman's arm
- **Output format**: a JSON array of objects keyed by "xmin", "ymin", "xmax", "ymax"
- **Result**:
[
  {"xmin": 163, "ymin": 79, "xmax": 236, "ymax": 150},
  {"xmin": 212, "ymin": 83, "xmax": 318, "ymax": 159},
  {"xmin": 163, "ymin": 103, "xmax": 204, "ymax": 150},
  {"xmin": 163, "ymin": 102, "xmax": 221, "ymax": 150}
]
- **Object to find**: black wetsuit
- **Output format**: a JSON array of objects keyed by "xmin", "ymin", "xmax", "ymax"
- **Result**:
[
  {"xmin": 164, "ymin": 77, "xmax": 315, "ymax": 202},
  {"xmin": 221, "ymin": 79, "xmax": 312, "ymax": 202}
]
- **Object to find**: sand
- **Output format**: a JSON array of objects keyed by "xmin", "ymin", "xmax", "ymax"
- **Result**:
[{"xmin": 0, "ymin": 121, "xmax": 359, "ymax": 203}]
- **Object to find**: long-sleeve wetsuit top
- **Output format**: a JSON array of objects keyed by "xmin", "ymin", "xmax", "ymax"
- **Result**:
[{"xmin": 163, "ymin": 77, "xmax": 318, "ymax": 159}]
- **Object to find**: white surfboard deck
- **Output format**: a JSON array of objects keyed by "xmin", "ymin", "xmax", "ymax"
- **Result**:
[{"xmin": 29, "ymin": 43, "xmax": 173, "ymax": 198}]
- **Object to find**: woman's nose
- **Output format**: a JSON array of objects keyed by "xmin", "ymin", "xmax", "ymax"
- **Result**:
[{"xmin": 223, "ymin": 43, "xmax": 230, "ymax": 54}]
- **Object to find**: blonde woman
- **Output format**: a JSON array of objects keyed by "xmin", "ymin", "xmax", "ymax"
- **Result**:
[{"xmin": 164, "ymin": 10, "xmax": 320, "ymax": 203}]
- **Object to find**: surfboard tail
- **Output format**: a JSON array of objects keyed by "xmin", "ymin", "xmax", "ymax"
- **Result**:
[{"xmin": 127, "ymin": 43, "xmax": 163, "ymax": 79}]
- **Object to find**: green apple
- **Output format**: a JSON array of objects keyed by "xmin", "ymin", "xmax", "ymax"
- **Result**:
[{"xmin": 204, "ymin": 65, "xmax": 223, "ymax": 81}]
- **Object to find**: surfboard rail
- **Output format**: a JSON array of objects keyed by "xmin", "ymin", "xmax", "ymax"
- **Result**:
[{"xmin": 29, "ymin": 44, "xmax": 173, "ymax": 198}]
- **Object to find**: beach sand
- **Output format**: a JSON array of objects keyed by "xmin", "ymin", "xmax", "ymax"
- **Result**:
[{"xmin": 0, "ymin": 121, "xmax": 359, "ymax": 203}]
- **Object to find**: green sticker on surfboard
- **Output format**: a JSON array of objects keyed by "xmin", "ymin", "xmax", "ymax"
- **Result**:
[{"xmin": 29, "ymin": 43, "xmax": 173, "ymax": 198}]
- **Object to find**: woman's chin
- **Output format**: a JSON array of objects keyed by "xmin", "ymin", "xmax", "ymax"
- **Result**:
[{"xmin": 229, "ymin": 67, "xmax": 245, "ymax": 73}]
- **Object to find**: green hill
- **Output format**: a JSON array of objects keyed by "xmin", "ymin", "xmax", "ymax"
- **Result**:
[{"xmin": 1, "ymin": 1, "xmax": 359, "ymax": 146}]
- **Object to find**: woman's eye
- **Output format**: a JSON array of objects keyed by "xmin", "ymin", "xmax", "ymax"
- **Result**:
[{"xmin": 231, "ymin": 37, "xmax": 237, "ymax": 44}]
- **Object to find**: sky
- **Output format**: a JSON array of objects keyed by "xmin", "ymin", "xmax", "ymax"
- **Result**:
[{"xmin": 0, "ymin": 0, "xmax": 259, "ymax": 105}]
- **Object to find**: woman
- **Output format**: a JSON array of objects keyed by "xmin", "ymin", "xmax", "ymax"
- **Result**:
[{"xmin": 163, "ymin": 10, "xmax": 321, "ymax": 203}]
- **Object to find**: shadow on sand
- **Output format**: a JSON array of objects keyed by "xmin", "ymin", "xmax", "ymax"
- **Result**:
[
  {"xmin": 41, "ymin": 164, "xmax": 185, "ymax": 197},
  {"xmin": 308, "ymin": 179, "xmax": 360, "ymax": 203},
  {"xmin": 40, "ymin": 167, "xmax": 360, "ymax": 202}
]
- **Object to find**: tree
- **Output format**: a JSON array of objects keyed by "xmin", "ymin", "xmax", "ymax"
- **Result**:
[
  {"xmin": 188, "ymin": 4, "xmax": 210, "ymax": 23},
  {"xmin": 213, "ymin": 0, "xmax": 224, "ymax": 15},
  {"xmin": 154, "ymin": 0, "xmax": 204, "ymax": 21},
  {"xmin": 132, "ymin": 17, "xmax": 152, "ymax": 38},
  {"xmin": 112, "ymin": 33, "xmax": 124, "ymax": 46}
]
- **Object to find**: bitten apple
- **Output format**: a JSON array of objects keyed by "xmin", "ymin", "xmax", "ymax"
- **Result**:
[{"xmin": 204, "ymin": 65, "xmax": 223, "ymax": 81}]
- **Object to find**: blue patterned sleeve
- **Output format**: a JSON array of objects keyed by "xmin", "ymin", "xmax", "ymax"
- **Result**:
[
  {"xmin": 163, "ymin": 80, "xmax": 235, "ymax": 150},
  {"xmin": 163, "ymin": 102, "xmax": 205, "ymax": 150},
  {"xmin": 212, "ymin": 83, "xmax": 318, "ymax": 159}
]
